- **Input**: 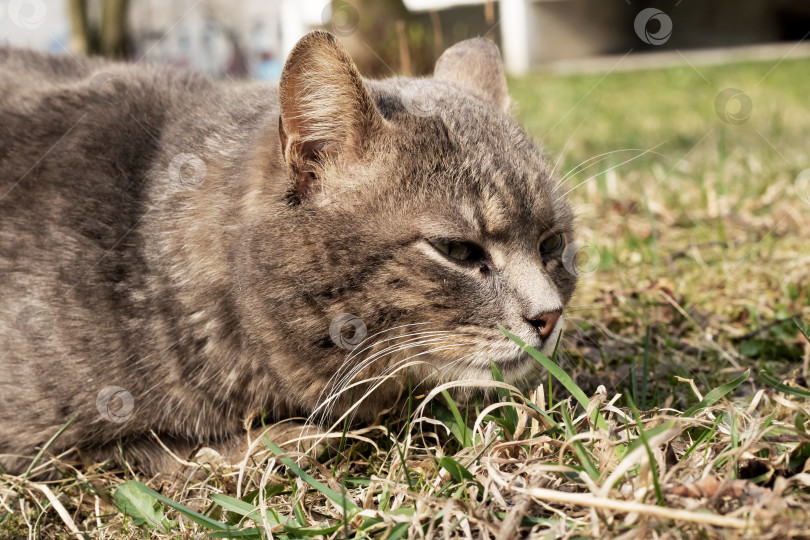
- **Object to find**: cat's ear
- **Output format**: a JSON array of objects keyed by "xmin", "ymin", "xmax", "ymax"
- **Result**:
[
  {"xmin": 278, "ymin": 31, "xmax": 385, "ymax": 200},
  {"xmin": 433, "ymin": 38, "xmax": 509, "ymax": 112}
]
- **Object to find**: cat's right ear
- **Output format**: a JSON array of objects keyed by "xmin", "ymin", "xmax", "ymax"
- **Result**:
[
  {"xmin": 278, "ymin": 31, "xmax": 386, "ymax": 202},
  {"xmin": 434, "ymin": 38, "xmax": 509, "ymax": 112}
]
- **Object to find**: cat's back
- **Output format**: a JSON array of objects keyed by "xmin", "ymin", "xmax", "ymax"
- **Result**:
[
  {"xmin": 0, "ymin": 49, "xmax": 174, "ymax": 247},
  {"xmin": 0, "ymin": 50, "xmax": 266, "ymax": 464},
  {"xmin": 0, "ymin": 48, "xmax": 275, "ymax": 189},
  {"xmin": 0, "ymin": 46, "xmax": 211, "ymax": 101},
  {"xmin": 0, "ymin": 49, "xmax": 228, "ymax": 344},
  {"xmin": 0, "ymin": 47, "xmax": 97, "ymax": 90},
  {"xmin": 2, "ymin": 49, "xmax": 159, "ymax": 185}
]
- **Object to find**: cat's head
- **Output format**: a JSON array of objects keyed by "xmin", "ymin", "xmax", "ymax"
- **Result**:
[{"xmin": 263, "ymin": 31, "xmax": 576, "ymax": 398}]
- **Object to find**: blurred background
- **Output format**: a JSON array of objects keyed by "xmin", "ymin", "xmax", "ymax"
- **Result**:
[{"xmin": 1, "ymin": 0, "xmax": 810, "ymax": 79}]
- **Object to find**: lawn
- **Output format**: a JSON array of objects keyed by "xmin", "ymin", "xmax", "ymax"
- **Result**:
[{"xmin": 2, "ymin": 56, "xmax": 809, "ymax": 539}]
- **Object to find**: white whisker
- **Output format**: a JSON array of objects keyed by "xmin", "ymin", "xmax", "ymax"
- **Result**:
[
  {"xmin": 317, "ymin": 338, "xmax": 474, "ymax": 424},
  {"xmin": 314, "ymin": 322, "xmax": 448, "ymax": 410},
  {"xmin": 557, "ymin": 142, "xmax": 667, "ymax": 201},
  {"xmin": 310, "ymin": 342, "xmax": 477, "ymax": 436},
  {"xmin": 549, "ymin": 119, "xmax": 586, "ymax": 181}
]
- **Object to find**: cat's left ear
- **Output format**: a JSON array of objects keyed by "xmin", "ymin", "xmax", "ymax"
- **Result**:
[
  {"xmin": 433, "ymin": 38, "xmax": 509, "ymax": 112},
  {"xmin": 278, "ymin": 31, "xmax": 386, "ymax": 201}
]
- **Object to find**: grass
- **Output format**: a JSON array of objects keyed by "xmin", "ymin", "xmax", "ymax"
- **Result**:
[{"xmin": 2, "ymin": 56, "xmax": 810, "ymax": 539}]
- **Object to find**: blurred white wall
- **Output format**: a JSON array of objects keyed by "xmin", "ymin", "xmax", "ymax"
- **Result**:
[{"xmin": 0, "ymin": 0, "xmax": 71, "ymax": 52}]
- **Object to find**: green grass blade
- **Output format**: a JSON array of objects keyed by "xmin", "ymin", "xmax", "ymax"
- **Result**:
[
  {"xmin": 440, "ymin": 390, "xmax": 476, "ymax": 447},
  {"xmin": 290, "ymin": 476, "xmax": 306, "ymax": 526},
  {"xmin": 627, "ymin": 395, "xmax": 665, "ymax": 505},
  {"xmin": 22, "ymin": 414, "xmax": 77, "ymax": 480},
  {"xmin": 759, "ymin": 369, "xmax": 810, "ymax": 398},
  {"xmin": 209, "ymin": 493, "xmax": 288, "ymax": 528},
  {"xmin": 264, "ymin": 439, "xmax": 361, "ymax": 513},
  {"xmin": 682, "ymin": 370, "xmax": 750, "ymax": 417},
  {"xmin": 437, "ymin": 456, "xmax": 475, "ymax": 483},
  {"xmin": 794, "ymin": 318, "xmax": 809, "ymax": 342},
  {"xmin": 630, "ymin": 362, "xmax": 639, "ymax": 414},
  {"xmin": 385, "ymin": 522, "xmax": 410, "ymax": 540},
  {"xmin": 490, "ymin": 361, "xmax": 519, "ymax": 435},
  {"xmin": 641, "ymin": 325, "xmax": 651, "ymax": 409},
  {"xmin": 241, "ymin": 483, "xmax": 286, "ymax": 506},
  {"xmin": 283, "ymin": 522, "xmax": 345, "ymax": 536},
  {"xmin": 0, "ymin": 414, "xmax": 79, "ymax": 525},
  {"xmin": 682, "ymin": 416, "xmax": 722, "ymax": 461},
  {"xmin": 561, "ymin": 406, "xmax": 600, "ymax": 480},
  {"xmin": 131, "ymin": 481, "xmax": 234, "ymax": 532},
  {"xmin": 114, "ymin": 481, "xmax": 173, "ymax": 532},
  {"xmin": 623, "ymin": 421, "xmax": 676, "ymax": 457},
  {"xmin": 208, "ymin": 493, "xmax": 258, "ymax": 518},
  {"xmin": 206, "ymin": 530, "xmax": 263, "ymax": 539},
  {"xmin": 499, "ymin": 325, "xmax": 608, "ymax": 430}
]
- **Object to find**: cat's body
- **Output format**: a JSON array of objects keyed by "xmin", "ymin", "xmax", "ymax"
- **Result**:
[{"xmin": 0, "ymin": 32, "xmax": 576, "ymax": 475}]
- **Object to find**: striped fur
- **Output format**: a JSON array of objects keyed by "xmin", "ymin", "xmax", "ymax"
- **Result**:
[{"xmin": 0, "ymin": 32, "xmax": 575, "ymax": 475}]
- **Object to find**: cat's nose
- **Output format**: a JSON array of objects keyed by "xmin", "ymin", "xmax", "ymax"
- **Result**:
[{"xmin": 525, "ymin": 309, "xmax": 562, "ymax": 340}]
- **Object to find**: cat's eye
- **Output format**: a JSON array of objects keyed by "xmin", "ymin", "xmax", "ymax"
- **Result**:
[
  {"xmin": 429, "ymin": 239, "xmax": 483, "ymax": 262},
  {"xmin": 539, "ymin": 233, "xmax": 564, "ymax": 255}
]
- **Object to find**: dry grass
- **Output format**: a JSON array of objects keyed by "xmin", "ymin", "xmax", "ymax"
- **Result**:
[{"xmin": 2, "ymin": 56, "xmax": 810, "ymax": 539}]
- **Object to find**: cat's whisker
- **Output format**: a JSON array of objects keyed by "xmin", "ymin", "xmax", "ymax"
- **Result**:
[
  {"xmin": 556, "ymin": 148, "xmax": 646, "ymax": 186},
  {"xmin": 553, "ymin": 146, "xmax": 669, "ymax": 198},
  {"xmin": 341, "ymin": 344, "xmax": 479, "ymax": 427},
  {"xmin": 410, "ymin": 351, "xmax": 479, "ymax": 393},
  {"xmin": 310, "ymin": 341, "xmax": 475, "ymax": 428},
  {"xmin": 307, "ymin": 356, "xmax": 448, "ymax": 446},
  {"xmin": 549, "ymin": 119, "xmax": 586, "ymax": 181},
  {"xmin": 312, "ymin": 334, "xmax": 466, "ymax": 421},
  {"xmin": 399, "ymin": 350, "xmax": 489, "ymax": 413},
  {"xmin": 330, "ymin": 329, "xmax": 453, "ymax": 388},
  {"xmin": 556, "ymin": 142, "xmax": 668, "ymax": 201},
  {"xmin": 321, "ymin": 330, "xmax": 456, "ymax": 410},
  {"xmin": 335, "ymin": 322, "xmax": 437, "ymax": 366},
  {"xmin": 318, "ymin": 324, "xmax": 449, "ymax": 404},
  {"xmin": 376, "ymin": 341, "xmax": 476, "ymax": 385},
  {"xmin": 333, "ymin": 332, "xmax": 456, "ymax": 387},
  {"xmin": 313, "ymin": 331, "xmax": 440, "ymax": 417},
  {"xmin": 562, "ymin": 304, "xmax": 598, "ymax": 312},
  {"xmin": 321, "ymin": 339, "xmax": 476, "ymax": 424},
  {"xmin": 320, "ymin": 336, "xmax": 478, "ymax": 423},
  {"xmin": 560, "ymin": 145, "xmax": 669, "ymax": 184}
]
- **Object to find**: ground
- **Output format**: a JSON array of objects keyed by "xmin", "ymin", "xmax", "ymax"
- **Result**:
[{"xmin": 1, "ymin": 56, "xmax": 809, "ymax": 539}]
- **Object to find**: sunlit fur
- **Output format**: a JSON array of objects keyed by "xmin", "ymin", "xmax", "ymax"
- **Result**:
[{"xmin": 0, "ymin": 32, "xmax": 575, "ymax": 475}]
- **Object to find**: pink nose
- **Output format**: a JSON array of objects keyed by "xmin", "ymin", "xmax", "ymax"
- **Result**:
[{"xmin": 525, "ymin": 309, "xmax": 562, "ymax": 339}]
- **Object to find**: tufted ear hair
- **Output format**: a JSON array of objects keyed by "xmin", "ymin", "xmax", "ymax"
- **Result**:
[
  {"xmin": 433, "ymin": 37, "xmax": 509, "ymax": 112},
  {"xmin": 278, "ymin": 31, "xmax": 386, "ymax": 201}
]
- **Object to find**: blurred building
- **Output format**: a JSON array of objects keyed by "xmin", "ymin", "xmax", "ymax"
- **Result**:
[
  {"xmin": 0, "ymin": 0, "xmax": 324, "ymax": 79},
  {"xmin": 1, "ymin": 0, "xmax": 808, "ymax": 77},
  {"xmin": 472, "ymin": 0, "xmax": 809, "ymax": 74},
  {"xmin": 128, "ymin": 0, "xmax": 324, "ymax": 79}
]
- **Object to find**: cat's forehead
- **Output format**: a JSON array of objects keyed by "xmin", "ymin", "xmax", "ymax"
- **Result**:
[
  {"xmin": 369, "ymin": 79, "xmax": 569, "ymax": 234},
  {"xmin": 453, "ymin": 164, "xmax": 567, "ymax": 241},
  {"xmin": 377, "ymin": 78, "xmax": 550, "ymax": 172}
]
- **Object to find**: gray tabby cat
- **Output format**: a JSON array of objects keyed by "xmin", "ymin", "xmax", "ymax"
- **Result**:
[{"xmin": 0, "ymin": 31, "xmax": 576, "ymax": 475}]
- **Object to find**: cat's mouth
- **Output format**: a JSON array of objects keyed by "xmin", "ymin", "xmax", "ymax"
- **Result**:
[
  {"xmin": 414, "ymin": 336, "xmax": 556, "ymax": 384},
  {"xmin": 424, "ymin": 320, "xmax": 563, "ymax": 384}
]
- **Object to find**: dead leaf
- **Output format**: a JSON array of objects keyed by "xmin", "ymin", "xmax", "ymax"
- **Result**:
[{"xmin": 668, "ymin": 475, "xmax": 766, "ymax": 499}]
